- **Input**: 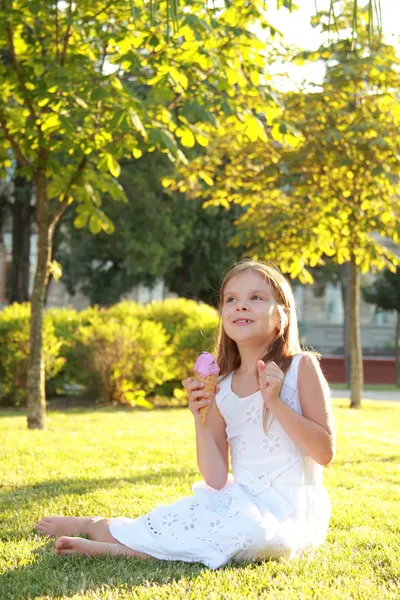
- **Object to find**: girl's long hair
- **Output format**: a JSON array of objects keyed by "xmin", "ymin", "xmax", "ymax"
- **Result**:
[{"xmin": 215, "ymin": 259, "xmax": 312, "ymax": 379}]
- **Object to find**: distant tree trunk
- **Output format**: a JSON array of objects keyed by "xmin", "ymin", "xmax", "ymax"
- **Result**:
[
  {"xmin": 27, "ymin": 171, "xmax": 51, "ymax": 430},
  {"xmin": 0, "ymin": 186, "xmax": 7, "ymax": 236},
  {"xmin": 396, "ymin": 311, "xmax": 400, "ymax": 388},
  {"xmin": 9, "ymin": 170, "xmax": 33, "ymax": 303},
  {"xmin": 348, "ymin": 256, "xmax": 363, "ymax": 408},
  {"xmin": 340, "ymin": 263, "xmax": 351, "ymax": 387}
]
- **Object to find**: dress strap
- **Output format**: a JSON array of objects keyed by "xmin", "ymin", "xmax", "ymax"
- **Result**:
[
  {"xmin": 286, "ymin": 354, "xmax": 304, "ymax": 389},
  {"xmin": 215, "ymin": 373, "xmax": 232, "ymax": 410}
]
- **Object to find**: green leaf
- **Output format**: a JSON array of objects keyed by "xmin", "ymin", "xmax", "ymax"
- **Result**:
[
  {"xmin": 128, "ymin": 108, "xmax": 147, "ymax": 138},
  {"xmin": 180, "ymin": 127, "xmax": 195, "ymax": 148},
  {"xmin": 169, "ymin": 67, "xmax": 189, "ymax": 90},
  {"xmin": 148, "ymin": 128, "xmax": 179, "ymax": 157},
  {"xmin": 89, "ymin": 212, "xmax": 102, "ymax": 234},
  {"xmin": 107, "ymin": 154, "xmax": 121, "ymax": 178},
  {"xmin": 73, "ymin": 211, "xmax": 90, "ymax": 229}
]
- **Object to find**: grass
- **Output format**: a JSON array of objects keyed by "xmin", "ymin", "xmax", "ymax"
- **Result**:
[
  {"xmin": 0, "ymin": 400, "xmax": 399, "ymax": 600},
  {"xmin": 330, "ymin": 383, "xmax": 399, "ymax": 392}
]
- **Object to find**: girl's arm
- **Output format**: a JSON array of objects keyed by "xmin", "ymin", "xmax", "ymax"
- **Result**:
[
  {"xmin": 183, "ymin": 377, "xmax": 229, "ymax": 490},
  {"xmin": 266, "ymin": 355, "xmax": 336, "ymax": 466},
  {"xmin": 194, "ymin": 399, "xmax": 229, "ymax": 490}
]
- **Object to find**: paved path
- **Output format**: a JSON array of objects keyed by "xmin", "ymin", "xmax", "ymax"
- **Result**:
[{"xmin": 331, "ymin": 389, "xmax": 400, "ymax": 401}]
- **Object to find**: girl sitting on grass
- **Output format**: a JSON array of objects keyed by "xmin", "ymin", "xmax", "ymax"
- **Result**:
[{"xmin": 35, "ymin": 259, "xmax": 335, "ymax": 569}]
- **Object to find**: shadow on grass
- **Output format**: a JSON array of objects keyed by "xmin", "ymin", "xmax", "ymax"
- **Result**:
[
  {"xmin": 0, "ymin": 469, "xmax": 196, "ymax": 535},
  {"xmin": 0, "ymin": 539, "xmax": 215, "ymax": 599},
  {"xmin": 0, "ymin": 404, "xmax": 158, "ymax": 417}
]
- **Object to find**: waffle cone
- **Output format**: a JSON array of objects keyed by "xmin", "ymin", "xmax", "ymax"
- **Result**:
[{"xmin": 195, "ymin": 373, "xmax": 218, "ymax": 426}]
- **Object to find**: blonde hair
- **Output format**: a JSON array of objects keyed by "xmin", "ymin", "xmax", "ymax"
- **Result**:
[{"xmin": 215, "ymin": 259, "xmax": 311, "ymax": 379}]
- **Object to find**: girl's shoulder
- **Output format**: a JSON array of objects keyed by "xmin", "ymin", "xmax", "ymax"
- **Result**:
[{"xmin": 284, "ymin": 352, "xmax": 322, "ymax": 389}]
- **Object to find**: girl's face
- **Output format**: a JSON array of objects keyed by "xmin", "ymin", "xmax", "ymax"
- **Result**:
[{"xmin": 221, "ymin": 270, "xmax": 281, "ymax": 347}]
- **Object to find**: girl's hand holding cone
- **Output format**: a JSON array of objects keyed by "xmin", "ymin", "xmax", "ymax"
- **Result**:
[
  {"xmin": 183, "ymin": 351, "xmax": 220, "ymax": 426},
  {"xmin": 182, "ymin": 378, "xmax": 220, "ymax": 424}
]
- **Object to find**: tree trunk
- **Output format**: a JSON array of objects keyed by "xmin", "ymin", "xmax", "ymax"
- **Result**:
[
  {"xmin": 9, "ymin": 171, "xmax": 33, "ymax": 303},
  {"xmin": 340, "ymin": 263, "xmax": 351, "ymax": 386},
  {"xmin": 44, "ymin": 216, "xmax": 64, "ymax": 306},
  {"xmin": 27, "ymin": 171, "xmax": 51, "ymax": 430},
  {"xmin": 348, "ymin": 257, "xmax": 363, "ymax": 408},
  {"xmin": 396, "ymin": 311, "xmax": 400, "ymax": 388}
]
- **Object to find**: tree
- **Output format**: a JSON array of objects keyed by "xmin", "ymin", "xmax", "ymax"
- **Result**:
[
  {"xmin": 7, "ymin": 165, "xmax": 34, "ymax": 303},
  {"xmin": 0, "ymin": 1, "xmax": 387, "ymax": 428},
  {"xmin": 56, "ymin": 150, "xmax": 246, "ymax": 306},
  {"xmin": 0, "ymin": 0, "xmax": 283, "ymax": 428},
  {"xmin": 163, "ymin": 202, "xmax": 247, "ymax": 304},
  {"xmin": 362, "ymin": 269, "xmax": 400, "ymax": 387},
  {"xmin": 170, "ymin": 2, "xmax": 400, "ymax": 408},
  {"xmin": 55, "ymin": 152, "xmax": 193, "ymax": 305}
]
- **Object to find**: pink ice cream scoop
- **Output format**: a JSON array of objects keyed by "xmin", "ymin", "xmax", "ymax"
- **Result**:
[
  {"xmin": 193, "ymin": 352, "xmax": 220, "ymax": 426},
  {"xmin": 194, "ymin": 352, "xmax": 220, "ymax": 377}
]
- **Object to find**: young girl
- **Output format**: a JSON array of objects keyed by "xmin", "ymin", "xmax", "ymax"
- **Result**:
[{"xmin": 35, "ymin": 259, "xmax": 335, "ymax": 569}]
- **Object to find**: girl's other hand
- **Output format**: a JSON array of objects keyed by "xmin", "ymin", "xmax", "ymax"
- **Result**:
[
  {"xmin": 257, "ymin": 360, "xmax": 284, "ymax": 410},
  {"xmin": 182, "ymin": 377, "xmax": 220, "ymax": 419}
]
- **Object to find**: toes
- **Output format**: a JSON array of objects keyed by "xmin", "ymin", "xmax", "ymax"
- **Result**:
[
  {"xmin": 35, "ymin": 524, "xmax": 52, "ymax": 536},
  {"xmin": 55, "ymin": 537, "xmax": 78, "ymax": 556},
  {"xmin": 35, "ymin": 517, "xmax": 51, "ymax": 531},
  {"xmin": 55, "ymin": 536, "xmax": 73, "ymax": 551}
]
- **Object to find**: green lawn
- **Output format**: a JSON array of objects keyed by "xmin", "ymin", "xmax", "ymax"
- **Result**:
[
  {"xmin": 330, "ymin": 383, "xmax": 398, "ymax": 392},
  {"xmin": 1, "ymin": 400, "xmax": 399, "ymax": 600}
]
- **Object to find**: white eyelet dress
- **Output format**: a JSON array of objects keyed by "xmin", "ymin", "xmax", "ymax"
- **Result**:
[{"xmin": 109, "ymin": 354, "xmax": 332, "ymax": 569}]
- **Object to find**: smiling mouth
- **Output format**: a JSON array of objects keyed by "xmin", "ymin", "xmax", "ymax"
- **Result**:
[{"xmin": 233, "ymin": 319, "xmax": 254, "ymax": 324}]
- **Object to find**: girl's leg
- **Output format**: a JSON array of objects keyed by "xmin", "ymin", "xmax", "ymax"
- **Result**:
[
  {"xmin": 35, "ymin": 516, "xmax": 118, "ymax": 543},
  {"xmin": 55, "ymin": 536, "xmax": 151, "ymax": 559}
]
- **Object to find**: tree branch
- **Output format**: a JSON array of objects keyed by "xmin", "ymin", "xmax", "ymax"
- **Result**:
[
  {"xmin": 83, "ymin": 0, "xmax": 116, "ymax": 23},
  {"xmin": 50, "ymin": 156, "xmax": 88, "ymax": 229},
  {"xmin": 0, "ymin": 115, "xmax": 32, "ymax": 168},
  {"xmin": 60, "ymin": 0, "xmax": 74, "ymax": 67},
  {"xmin": 55, "ymin": 3, "xmax": 60, "ymax": 62}
]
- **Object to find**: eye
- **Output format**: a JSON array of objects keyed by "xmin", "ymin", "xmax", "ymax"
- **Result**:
[
  {"xmin": 225, "ymin": 296, "xmax": 236, "ymax": 303},
  {"xmin": 251, "ymin": 295, "xmax": 263, "ymax": 300}
]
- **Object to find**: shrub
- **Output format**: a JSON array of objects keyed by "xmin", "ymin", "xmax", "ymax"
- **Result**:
[
  {"xmin": 0, "ymin": 303, "xmax": 64, "ymax": 406},
  {"xmin": 77, "ymin": 314, "xmax": 171, "ymax": 406},
  {"xmin": 144, "ymin": 298, "xmax": 217, "ymax": 341},
  {"xmin": 46, "ymin": 306, "xmax": 100, "ymax": 394},
  {"xmin": 144, "ymin": 298, "xmax": 219, "ymax": 396},
  {"xmin": 105, "ymin": 301, "xmax": 147, "ymax": 322},
  {"xmin": 0, "ymin": 298, "xmax": 219, "ymax": 407}
]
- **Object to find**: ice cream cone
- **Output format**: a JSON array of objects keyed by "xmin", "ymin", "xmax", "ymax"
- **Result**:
[
  {"xmin": 193, "ymin": 351, "xmax": 220, "ymax": 427},
  {"xmin": 196, "ymin": 373, "xmax": 219, "ymax": 426}
]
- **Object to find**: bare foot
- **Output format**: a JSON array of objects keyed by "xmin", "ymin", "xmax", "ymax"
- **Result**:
[
  {"xmin": 35, "ymin": 516, "xmax": 91, "ymax": 537},
  {"xmin": 55, "ymin": 536, "xmax": 93, "ymax": 556},
  {"xmin": 55, "ymin": 536, "xmax": 146, "ymax": 558}
]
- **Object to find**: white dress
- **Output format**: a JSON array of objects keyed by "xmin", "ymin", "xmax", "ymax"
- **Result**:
[{"xmin": 109, "ymin": 354, "xmax": 332, "ymax": 569}]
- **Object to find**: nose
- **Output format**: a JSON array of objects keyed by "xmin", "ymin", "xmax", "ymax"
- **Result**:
[{"xmin": 236, "ymin": 302, "xmax": 249, "ymax": 311}]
